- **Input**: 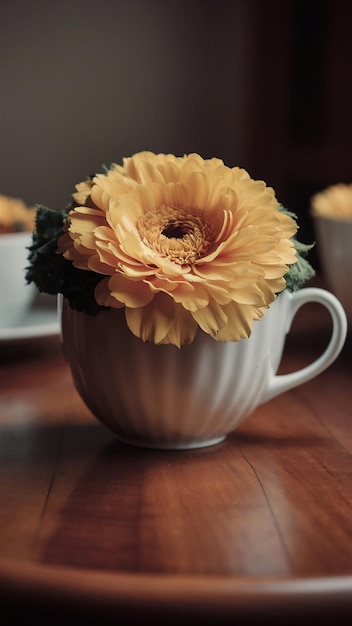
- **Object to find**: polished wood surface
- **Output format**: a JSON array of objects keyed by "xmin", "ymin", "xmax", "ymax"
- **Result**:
[{"xmin": 1, "ymin": 291, "xmax": 352, "ymax": 624}]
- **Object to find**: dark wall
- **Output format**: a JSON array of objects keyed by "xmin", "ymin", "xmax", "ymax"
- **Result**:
[
  {"xmin": 246, "ymin": 0, "xmax": 352, "ymax": 253},
  {"xmin": 0, "ymin": 0, "xmax": 252, "ymax": 208},
  {"xmin": 1, "ymin": 0, "xmax": 351, "ymax": 261}
]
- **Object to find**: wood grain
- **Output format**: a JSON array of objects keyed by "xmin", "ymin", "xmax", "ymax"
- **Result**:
[{"xmin": 1, "ymin": 297, "xmax": 352, "ymax": 623}]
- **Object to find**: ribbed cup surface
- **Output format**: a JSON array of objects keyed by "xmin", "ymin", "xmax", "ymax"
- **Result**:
[
  {"xmin": 313, "ymin": 216, "xmax": 352, "ymax": 326},
  {"xmin": 61, "ymin": 293, "xmax": 290, "ymax": 449}
]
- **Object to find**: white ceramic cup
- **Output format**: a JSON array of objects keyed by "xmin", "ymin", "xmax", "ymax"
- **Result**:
[
  {"xmin": 60, "ymin": 287, "xmax": 347, "ymax": 450},
  {"xmin": 0, "ymin": 231, "xmax": 36, "ymax": 328},
  {"xmin": 313, "ymin": 215, "xmax": 352, "ymax": 326}
]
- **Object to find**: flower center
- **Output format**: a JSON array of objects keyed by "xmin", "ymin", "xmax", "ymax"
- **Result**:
[
  {"xmin": 161, "ymin": 222, "xmax": 189, "ymax": 239},
  {"xmin": 137, "ymin": 205, "xmax": 213, "ymax": 265}
]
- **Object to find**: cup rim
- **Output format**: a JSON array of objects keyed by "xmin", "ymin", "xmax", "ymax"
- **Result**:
[
  {"xmin": 0, "ymin": 230, "xmax": 33, "ymax": 245},
  {"xmin": 312, "ymin": 213, "xmax": 352, "ymax": 225}
]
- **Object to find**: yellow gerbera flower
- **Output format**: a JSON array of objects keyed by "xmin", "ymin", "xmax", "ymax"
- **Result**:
[
  {"xmin": 0, "ymin": 195, "xmax": 36, "ymax": 234},
  {"xmin": 311, "ymin": 183, "xmax": 352, "ymax": 219},
  {"xmin": 57, "ymin": 152, "xmax": 297, "ymax": 346}
]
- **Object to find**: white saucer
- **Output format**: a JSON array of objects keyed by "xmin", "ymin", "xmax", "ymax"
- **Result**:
[{"xmin": 0, "ymin": 304, "xmax": 60, "ymax": 342}]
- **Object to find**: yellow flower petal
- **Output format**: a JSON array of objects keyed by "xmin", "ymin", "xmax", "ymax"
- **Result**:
[
  {"xmin": 126, "ymin": 295, "xmax": 198, "ymax": 347},
  {"xmin": 125, "ymin": 292, "xmax": 196, "ymax": 346},
  {"xmin": 191, "ymin": 297, "xmax": 229, "ymax": 337},
  {"xmin": 106, "ymin": 273, "xmax": 154, "ymax": 308},
  {"xmin": 58, "ymin": 152, "xmax": 299, "ymax": 345},
  {"xmin": 94, "ymin": 277, "xmax": 124, "ymax": 308},
  {"xmin": 211, "ymin": 301, "xmax": 262, "ymax": 341}
]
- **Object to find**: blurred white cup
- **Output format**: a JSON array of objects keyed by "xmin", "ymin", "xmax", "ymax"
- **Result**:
[
  {"xmin": 0, "ymin": 231, "xmax": 36, "ymax": 328},
  {"xmin": 313, "ymin": 215, "xmax": 352, "ymax": 326}
]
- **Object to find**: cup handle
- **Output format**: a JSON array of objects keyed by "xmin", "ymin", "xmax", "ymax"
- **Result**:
[{"xmin": 262, "ymin": 287, "xmax": 347, "ymax": 403}]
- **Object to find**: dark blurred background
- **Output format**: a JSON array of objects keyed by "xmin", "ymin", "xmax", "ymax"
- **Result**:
[{"xmin": 1, "ymin": 0, "xmax": 351, "ymax": 268}]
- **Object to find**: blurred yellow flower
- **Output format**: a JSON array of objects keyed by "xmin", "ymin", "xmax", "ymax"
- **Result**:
[
  {"xmin": 57, "ymin": 152, "xmax": 298, "ymax": 347},
  {"xmin": 311, "ymin": 183, "xmax": 352, "ymax": 220},
  {"xmin": 0, "ymin": 195, "xmax": 36, "ymax": 234}
]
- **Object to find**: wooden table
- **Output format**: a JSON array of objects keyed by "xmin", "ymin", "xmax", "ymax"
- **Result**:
[{"xmin": 1, "ymin": 288, "xmax": 352, "ymax": 625}]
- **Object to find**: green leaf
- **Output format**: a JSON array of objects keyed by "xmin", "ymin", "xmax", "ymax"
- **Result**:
[
  {"xmin": 279, "ymin": 205, "xmax": 316, "ymax": 291},
  {"xmin": 25, "ymin": 204, "xmax": 109, "ymax": 315}
]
